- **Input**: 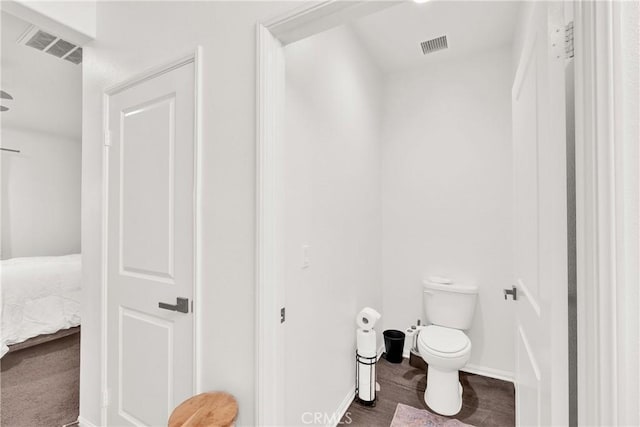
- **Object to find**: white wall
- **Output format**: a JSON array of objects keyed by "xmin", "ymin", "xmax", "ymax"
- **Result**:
[
  {"xmin": 381, "ymin": 47, "xmax": 515, "ymax": 377},
  {"xmin": 1, "ymin": 11, "xmax": 83, "ymax": 141},
  {"xmin": 283, "ymin": 25, "xmax": 383, "ymax": 424},
  {"xmin": 1, "ymin": 128, "xmax": 81, "ymax": 259},
  {"xmin": 80, "ymin": 2, "xmax": 298, "ymax": 425},
  {"xmin": 1, "ymin": 9, "xmax": 82, "ymax": 260}
]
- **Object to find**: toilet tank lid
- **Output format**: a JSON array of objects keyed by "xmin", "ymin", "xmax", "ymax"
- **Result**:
[{"xmin": 423, "ymin": 279, "xmax": 478, "ymax": 294}]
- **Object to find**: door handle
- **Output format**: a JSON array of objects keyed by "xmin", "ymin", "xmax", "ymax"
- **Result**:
[
  {"xmin": 504, "ymin": 286, "xmax": 517, "ymax": 301},
  {"xmin": 158, "ymin": 297, "xmax": 189, "ymax": 313}
]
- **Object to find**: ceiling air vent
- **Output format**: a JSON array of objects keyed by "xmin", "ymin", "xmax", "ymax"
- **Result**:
[
  {"xmin": 25, "ymin": 30, "xmax": 56, "ymax": 50},
  {"xmin": 46, "ymin": 38, "xmax": 76, "ymax": 58},
  {"xmin": 17, "ymin": 26, "xmax": 83, "ymax": 65},
  {"xmin": 64, "ymin": 48, "xmax": 83, "ymax": 65},
  {"xmin": 420, "ymin": 35, "xmax": 448, "ymax": 55}
]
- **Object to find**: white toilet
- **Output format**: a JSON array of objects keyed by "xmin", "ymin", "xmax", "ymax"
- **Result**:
[{"xmin": 417, "ymin": 277, "xmax": 478, "ymax": 416}]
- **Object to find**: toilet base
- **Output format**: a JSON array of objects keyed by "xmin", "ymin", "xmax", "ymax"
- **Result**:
[{"xmin": 424, "ymin": 366, "xmax": 463, "ymax": 416}]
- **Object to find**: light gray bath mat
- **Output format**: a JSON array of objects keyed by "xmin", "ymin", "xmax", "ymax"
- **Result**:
[{"xmin": 390, "ymin": 403, "xmax": 475, "ymax": 427}]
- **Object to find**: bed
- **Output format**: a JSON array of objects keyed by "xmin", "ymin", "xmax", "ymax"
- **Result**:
[
  {"xmin": 1, "ymin": 253, "xmax": 81, "ymax": 357},
  {"xmin": 0, "ymin": 254, "xmax": 82, "ymax": 426}
]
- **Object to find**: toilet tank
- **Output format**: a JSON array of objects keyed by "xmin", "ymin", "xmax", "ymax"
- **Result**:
[{"xmin": 423, "ymin": 280, "xmax": 478, "ymax": 330}]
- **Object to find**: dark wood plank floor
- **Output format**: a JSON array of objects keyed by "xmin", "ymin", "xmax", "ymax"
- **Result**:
[{"xmin": 342, "ymin": 357, "xmax": 515, "ymax": 426}]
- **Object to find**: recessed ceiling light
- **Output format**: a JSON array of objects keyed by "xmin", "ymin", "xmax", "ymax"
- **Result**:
[{"xmin": 413, "ymin": 0, "xmax": 431, "ymax": 3}]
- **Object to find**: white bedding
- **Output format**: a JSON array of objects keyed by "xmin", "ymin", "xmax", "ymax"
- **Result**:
[{"xmin": 1, "ymin": 254, "xmax": 81, "ymax": 357}]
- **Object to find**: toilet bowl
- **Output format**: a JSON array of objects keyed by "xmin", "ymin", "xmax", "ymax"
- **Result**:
[
  {"xmin": 418, "ymin": 325, "xmax": 471, "ymax": 415},
  {"xmin": 418, "ymin": 278, "xmax": 478, "ymax": 416}
]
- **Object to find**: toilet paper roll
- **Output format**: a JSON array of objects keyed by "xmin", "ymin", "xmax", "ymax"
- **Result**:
[
  {"xmin": 357, "ymin": 363, "xmax": 376, "ymax": 402},
  {"xmin": 356, "ymin": 307, "xmax": 381, "ymax": 330},
  {"xmin": 357, "ymin": 328, "xmax": 377, "ymax": 358},
  {"xmin": 404, "ymin": 327, "xmax": 417, "ymax": 356}
]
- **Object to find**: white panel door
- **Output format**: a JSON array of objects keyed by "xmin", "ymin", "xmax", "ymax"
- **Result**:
[
  {"xmin": 512, "ymin": 3, "xmax": 568, "ymax": 426},
  {"xmin": 106, "ymin": 60, "xmax": 195, "ymax": 427}
]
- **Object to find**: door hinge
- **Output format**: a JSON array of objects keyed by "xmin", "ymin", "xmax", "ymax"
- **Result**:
[
  {"xmin": 565, "ymin": 21, "xmax": 574, "ymax": 59},
  {"xmin": 280, "ymin": 307, "xmax": 286, "ymax": 323},
  {"xmin": 104, "ymin": 130, "xmax": 112, "ymax": 147},
  {"xmin": 102, "ymin": 388, "xmax": 111, "ymax": 408}
]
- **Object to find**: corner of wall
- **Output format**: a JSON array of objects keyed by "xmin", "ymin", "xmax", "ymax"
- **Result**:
[{"xmin": 3, "ymin": 0, "xmax": 96, "ymax": 44}]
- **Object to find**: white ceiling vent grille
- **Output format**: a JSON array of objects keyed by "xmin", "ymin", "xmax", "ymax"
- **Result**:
[
  {"xmin": 24, "ymin": 30, "xmax": 56, "ymax": 50},
  {"xmin": 17, "ymin": 26, "xmax": 83, "ymax": 65},
  {"xmin": 420, "ymin": 35, "xmax": 448, "ymax": 55}
]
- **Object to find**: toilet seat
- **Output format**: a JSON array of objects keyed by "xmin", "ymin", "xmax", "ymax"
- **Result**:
[{"xmin": 419, "ymin": 325, "xmax": 470, "ymax": 355}]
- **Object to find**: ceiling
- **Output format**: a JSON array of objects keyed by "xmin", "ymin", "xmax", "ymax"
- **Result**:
[
  {"xmin": 350, "ymin": 1, "xmax": 521, "ymax": 74},
  {"xmin": 1, "ymin": 11, "xmax": 81, "ymax": 140}
]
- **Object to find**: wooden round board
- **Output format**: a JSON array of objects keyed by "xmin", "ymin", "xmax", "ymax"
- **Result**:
[{"xmin": 168, "ymin": 392, "xmax": 238, "ymax": 427}]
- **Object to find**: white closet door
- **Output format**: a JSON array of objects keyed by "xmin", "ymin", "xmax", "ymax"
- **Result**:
[
  {"xmin": 106, "ymin": 60, "xmax": 195, "ymax": 427},
  {"xmin": 512, "ymin": 3, "xmax": 569, "ymax": 426}
]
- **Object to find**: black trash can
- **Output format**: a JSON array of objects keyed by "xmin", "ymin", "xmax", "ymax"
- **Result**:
[{"xmin": 383, "ymin": 330, "xmax": 405, "ymax": 363}]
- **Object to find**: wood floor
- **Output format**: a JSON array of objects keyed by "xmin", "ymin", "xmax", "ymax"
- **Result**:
[{"xmin": 342, "ymin": 357, "xmax": 515, "ymax": 426}]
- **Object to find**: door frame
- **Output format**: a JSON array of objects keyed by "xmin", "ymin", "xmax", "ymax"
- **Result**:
[
  {"xmin": 573, "ymin": 1, "xmax": 639, "ymax": 425},
  {"xmin": 101, "ymin": 48, "xmax": 203, "ymax": 426}
]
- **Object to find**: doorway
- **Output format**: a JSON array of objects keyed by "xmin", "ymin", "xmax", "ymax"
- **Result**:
[
  {"xmin": 0, "ymin": 8, "xmax": 83, "ymax": 426},
  {"xmin": 256, "ymin": 2, "xmax": 575, "ymax": 425}
]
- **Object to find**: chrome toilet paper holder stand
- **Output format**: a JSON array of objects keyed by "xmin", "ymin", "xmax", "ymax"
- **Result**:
[{"xmin": 354, "ymin": 351, "xmax": 377, "ymax": 407}]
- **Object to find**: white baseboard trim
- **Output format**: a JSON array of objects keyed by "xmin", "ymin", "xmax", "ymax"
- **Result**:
[
  {"xmin": 77, "ymin": 416, "xmax": 98, "ymax": 427},
  {"xmin": 462, "ymin": 363, "xmax": 514, "ymax": 383},
  {"xmin": 328, "ymin": 346, "xmax": 384, "ymax": 427},
  {"xmin": 329, "ymin": 388, "xmax": 355, "ymax": 427},
  {"xmin": 395, "ymin": 353, "xmax": 515, "ymax": 384}
]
